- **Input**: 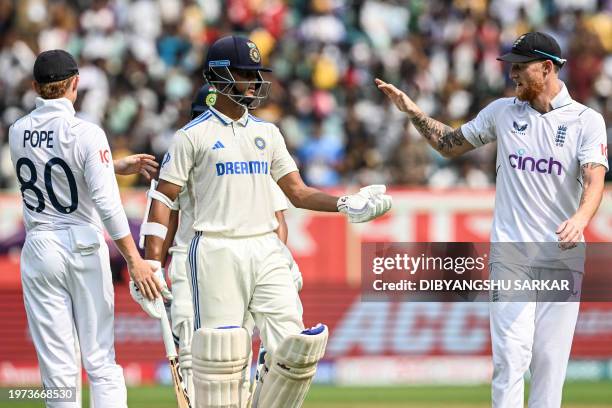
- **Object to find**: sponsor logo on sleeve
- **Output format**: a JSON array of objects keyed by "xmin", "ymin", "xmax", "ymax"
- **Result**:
[{"xmin": 99, "ymin": 149, "xmax": 110, "ymax": 164}]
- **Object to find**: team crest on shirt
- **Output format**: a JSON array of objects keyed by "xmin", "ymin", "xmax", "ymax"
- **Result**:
[
  {"xmin": 254, "ymin": 137, "xmax": 266, "ymax": 150},
  {"xmin": 511, "ymin": 121, "xmax": 528, "ymax": 136},
  {"xmin": 555, "ymin": 124, "xmax": 567, "ymax": 147}
]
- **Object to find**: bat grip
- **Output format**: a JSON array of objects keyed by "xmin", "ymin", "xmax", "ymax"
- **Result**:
[{"xmin": 160, "ymin": 304, "xmax": 178, "ymax": 359}]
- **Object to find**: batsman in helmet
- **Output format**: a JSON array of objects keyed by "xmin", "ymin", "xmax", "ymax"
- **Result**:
[{"xmin": 139, "ymin": 35, "xmax": 392, "ymax": 407}]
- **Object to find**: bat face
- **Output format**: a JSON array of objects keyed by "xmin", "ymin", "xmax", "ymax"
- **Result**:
[{"xmin": 169, "ymin": 357, "xmax": 191, "ymax": 408}]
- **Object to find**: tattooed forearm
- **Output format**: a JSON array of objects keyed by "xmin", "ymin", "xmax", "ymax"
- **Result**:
[
  {"xmin": 577, "ymin": 162, "xmax": 606, "ymax": 216},
  {"xmin": 410, "ymin": 112, "xmax": 467, "ymax": 158}
]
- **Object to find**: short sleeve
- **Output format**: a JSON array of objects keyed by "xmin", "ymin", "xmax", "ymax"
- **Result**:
[
  {"xmin": 159, "ymin": 130, "xmax": 196, "ymax": 187},
  {"xmin": 578, "ymin": 110, "xmax": 609, "ymax": 170},
  {"xmin": 461, "ymin": 99, "xmax": 505, "ymax": 147},
  {"xmin": 270, "ymin": 179, "xmax": 288, "ymax": 212},
  {"xmin": 270, "ymin": 125, "xmax": 298, "ymax": 182}
]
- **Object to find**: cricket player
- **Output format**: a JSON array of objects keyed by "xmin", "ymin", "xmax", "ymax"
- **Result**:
[
  {"xmin": 377, "ymin": 32, "xmax": 608, "ymax": 408},
  {"xmin": 138, "ymin": 85, "xmax": 304, "ymax": 403},
  {"xmin": 9, "ymin": 49, "xmax": 167, "ymax": 408},
  {"xmin": 141, "ymin": 35, "xmax": 391, "ymax": 407}
]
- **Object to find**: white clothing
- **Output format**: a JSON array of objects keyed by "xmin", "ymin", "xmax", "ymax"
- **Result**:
[
  {"xmin": 21, "ymin": 229, "xmax": 126, "ymax": 408},
  {"xmin": 159, "ymin": 106, "xmax": 298, "ymax": 237},
  {"xmin": 9, "ymin": 97, "xmax": 130, "ymax": 240}
]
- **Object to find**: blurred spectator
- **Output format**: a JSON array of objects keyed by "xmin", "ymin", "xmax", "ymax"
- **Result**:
[
  {"xmin": 298, "ymin": 118, "xmax": 344, "ymax": 187},
  {"xmin": 0, "ymin": 0, "xmax": 610, "ymax": 190}
]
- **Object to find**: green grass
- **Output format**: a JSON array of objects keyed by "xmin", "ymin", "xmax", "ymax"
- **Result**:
[{"xmin": 2, "ymin": 382, "xmax": 611, "ymax": 407}]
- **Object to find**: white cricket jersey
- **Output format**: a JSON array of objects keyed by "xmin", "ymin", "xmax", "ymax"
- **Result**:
[
  {"xmin": 9, "ymin": 98, "xmax": 130, "ymax": 240},
  {"xmin": 169, "ymin": 178, "xmax": 288, "ymax": 254},
  {"xmin": 462, "ymin": 82, "xmax": 608, "ymax": 268},
  {"xmin": 159, "ymin": 106, "xmax": 298, "ymax": 237}
]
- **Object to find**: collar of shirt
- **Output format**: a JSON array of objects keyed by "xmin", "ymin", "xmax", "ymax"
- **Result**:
[
  {"xmin": 34, "ymin": 97, "xmax": 76, "ymax": 117},
  {"xmin": 208, "ymin": 106, "xmax": 249, "ymax": 127},
  {"xmin": 549, "ymin": 81, "xmax": 572, "ymax": 109}
]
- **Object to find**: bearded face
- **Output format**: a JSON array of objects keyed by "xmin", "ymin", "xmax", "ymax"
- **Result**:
[{"xmin": 511, "ymin": 62, "xmax": 547, "ymax": 103}]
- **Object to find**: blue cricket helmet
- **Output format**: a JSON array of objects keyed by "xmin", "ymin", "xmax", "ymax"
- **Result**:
[{"xmin": 203, "ymin": 35, "xmax": 272, "ymax": 109}]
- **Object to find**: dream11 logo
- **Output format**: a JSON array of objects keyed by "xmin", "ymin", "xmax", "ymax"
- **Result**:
[{"xmin": 508, "ymin": 149, "xmax": 563, "ymax": 175}]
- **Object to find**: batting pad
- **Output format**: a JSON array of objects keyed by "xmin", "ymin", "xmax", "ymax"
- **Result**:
[
  {"xmin": 253, "ymin": 324, "xmax": 328, "ymax": 408},
  {"xmin": 192, "ymin": 326, "xmax": 251, "ymax": 408}
]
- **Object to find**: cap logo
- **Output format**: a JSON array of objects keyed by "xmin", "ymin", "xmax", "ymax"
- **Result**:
[
  {"xmin": 249, "ymin": 48, "xmax": 261, "ymax": 63},
  {"xmin": 513, "ymin": 34, "xmax": 527, "ymax": 48}
]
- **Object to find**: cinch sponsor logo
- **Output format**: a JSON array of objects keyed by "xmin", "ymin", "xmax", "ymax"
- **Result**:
[
  {"xmin": 216, "ymin": 161, "xmax": 269, "ymax": 176},
  {"xmin": 508, "ymin": 149, "xmax": 562, "ymax": 175}
]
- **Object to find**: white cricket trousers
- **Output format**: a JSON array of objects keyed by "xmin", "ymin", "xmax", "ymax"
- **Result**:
[
  {"xmin": 21, "ymin": 229, "xmax": 127, "ymax": 408},
  {"xmin": 187, "ymin": 231, "xmax": 303, "ymax": 354},
  {"xmin": 489, "ymin": 263, "xmax": 581, "ymax": 408}
]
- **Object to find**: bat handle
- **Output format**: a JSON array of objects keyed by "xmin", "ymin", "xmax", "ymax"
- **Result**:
[{"xmin": 160, "ymin": 302, "xmax": 178, "ymax": 359}]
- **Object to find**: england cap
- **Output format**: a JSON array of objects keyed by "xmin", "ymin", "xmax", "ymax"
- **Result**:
[
  {"xmin": 33, "ymin": 49, "xmax": 79, "ymax": 84},
  {"xmin": 497, "ymin": 32, "xmax": 566, "ymax": 67}
]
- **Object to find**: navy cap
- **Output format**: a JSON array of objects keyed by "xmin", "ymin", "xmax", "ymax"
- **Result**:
[
  {"xmin": 497, "ymin": 32, "xmax": 566, "ymax": 67},
  {"xmin": 191, "ymin": 85, "xmax": 209, "ymax": 118},
  {"xmin": 33, "ymin": 49, "xmax": 79, "ymax": 84},
  {"xmin": 205, "ymin": 36, "xmax": 272, "ymax": 73}
]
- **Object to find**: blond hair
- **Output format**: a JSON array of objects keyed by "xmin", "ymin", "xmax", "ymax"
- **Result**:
[{"xmin": 37, "ymin": 76, "xmax": 75, "ymax": 99}]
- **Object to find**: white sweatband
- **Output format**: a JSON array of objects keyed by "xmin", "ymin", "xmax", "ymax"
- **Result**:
[
  {"xmin": 140, "ymin": 222, "xmax": 168, "ymax": 241},
  {"xmin": 148, "ymin": 189, "xmax": 178, "ymax": 210}
]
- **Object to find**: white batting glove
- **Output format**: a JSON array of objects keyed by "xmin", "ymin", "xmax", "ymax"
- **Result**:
[
  {"xmin": 337, "ymin": 185, "xmax": 392, "ymax": 223},
  {"xmin": 129, "ymin": 261, "xmax": 173, "ymax": 319}
]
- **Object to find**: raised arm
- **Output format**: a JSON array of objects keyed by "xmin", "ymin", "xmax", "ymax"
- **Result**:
[{"xmin": 375, "ymin": 78, "xmax": 475, "ymax": 158}]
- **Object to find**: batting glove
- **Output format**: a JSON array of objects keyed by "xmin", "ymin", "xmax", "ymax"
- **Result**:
[
  {"xmin": 129, "ymin": 261, "xmax": 173, "ymax": 319},
  {"xmin": 337, "ymin": 185, "xmax": 392, "ymax": 223}
]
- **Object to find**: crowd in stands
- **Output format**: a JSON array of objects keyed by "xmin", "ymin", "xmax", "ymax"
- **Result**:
[{"xmin": 1, "ymin": 0, "xmax": 611, "ymax": 190}]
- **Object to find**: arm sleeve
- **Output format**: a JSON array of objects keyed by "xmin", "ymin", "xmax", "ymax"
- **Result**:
[
  {"xmin": 270, "ymin": 179, "xmax": 289, "ymax": 212},
  {"xmin": 460, "ymin": 99, "xmax": 503, "ymax": 147},
  {"xmin": 81, "ymin": 126, "xmax": 131, "ymax": 240},
  {"xmin": 270, "ymin": 125, "xmax": 299, "ymax": 182},
  {"xmin": 158, "ymin": 130, "xmax": 196, "ymax": 187},
  {"xmin": 578, "ymin": 111, "xmax": 609, "ymax": 170}
]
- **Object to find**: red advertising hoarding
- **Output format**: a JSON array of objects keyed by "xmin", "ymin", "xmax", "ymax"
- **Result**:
[{"xmin": 1, "ymin": 189, "xmax": 612, "ymax": 385}]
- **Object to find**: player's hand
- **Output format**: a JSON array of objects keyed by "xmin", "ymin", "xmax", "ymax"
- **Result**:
[
  {"xmin": 375, "ymin": 78, "xmax": 420, "ymax": 117},
  {"xmin": 143, "ymin": 260, "xmax": 173, "ymax": 301},
  {"xmin": 128, "ymin": 257, "xmax": 161, "ymax": 300},
  {"xmin": 337, "ymin": 185, "xmax": 392, "ymax": 223},
  {"xmin": 556, "ymin": 216, "xmax": 587, "ymax": 250},
  {"xmin": 114, "ymin": 154, "xmax": 159, "ymax": 180}
]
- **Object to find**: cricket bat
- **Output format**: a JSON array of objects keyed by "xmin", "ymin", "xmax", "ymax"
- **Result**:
[{"xmin": 160, "ymin": 306, "xmax": 192, "ymax": 408}]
